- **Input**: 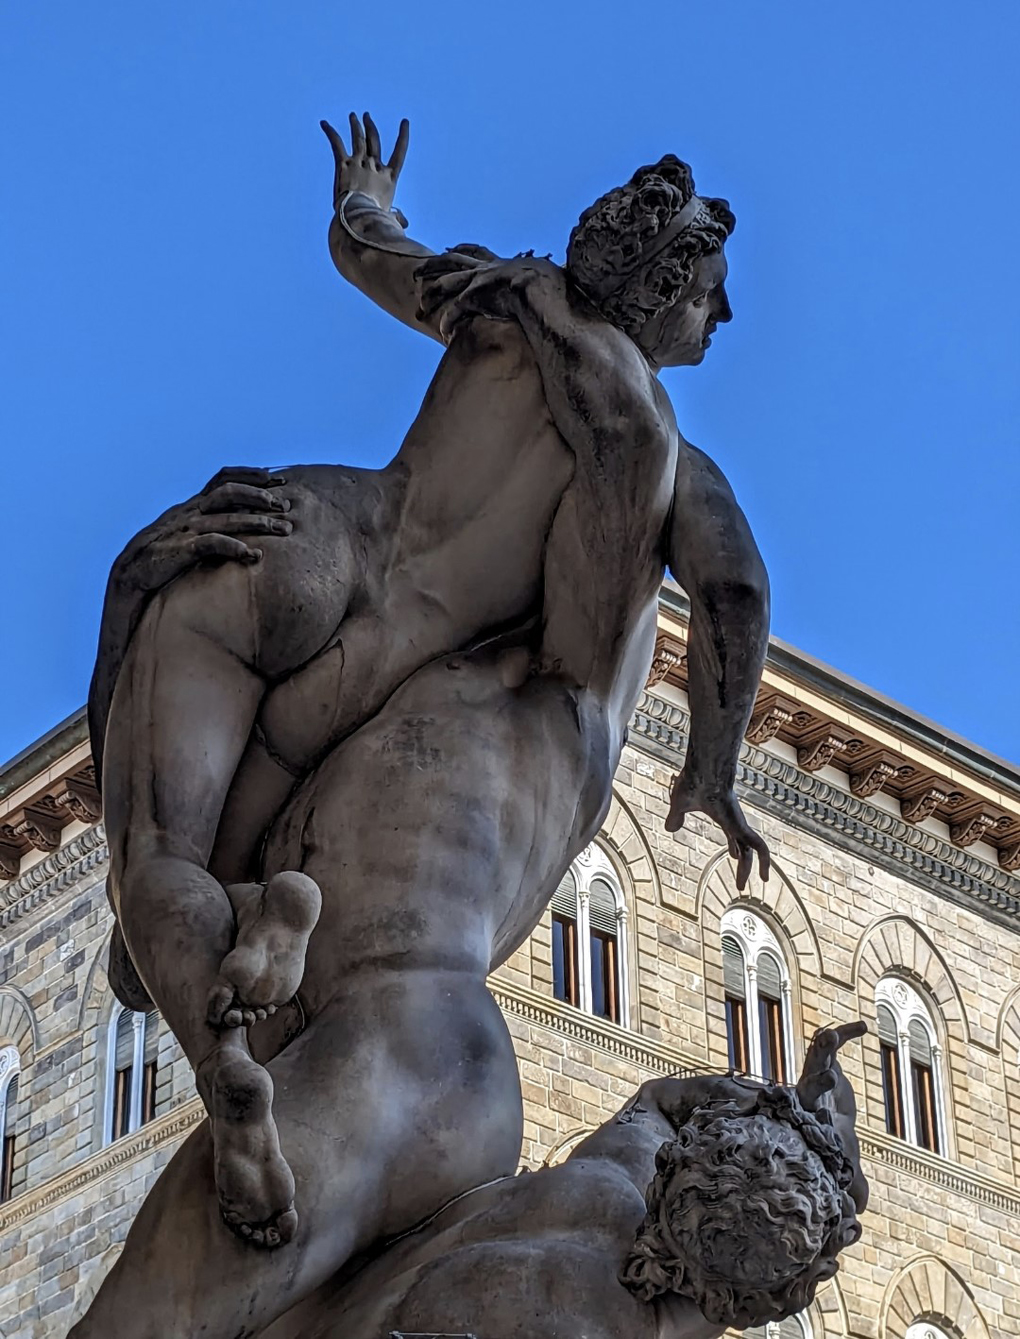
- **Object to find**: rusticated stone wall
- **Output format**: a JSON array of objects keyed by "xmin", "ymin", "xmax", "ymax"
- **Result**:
[{"xmin": 2, "ymin": 686, "xmax": 1019, "ymax": 1338}]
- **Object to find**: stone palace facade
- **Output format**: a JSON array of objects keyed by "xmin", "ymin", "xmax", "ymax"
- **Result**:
[{"xmin": 2, "ymin": 586, "xmax": 1019, "ymax": 1338}]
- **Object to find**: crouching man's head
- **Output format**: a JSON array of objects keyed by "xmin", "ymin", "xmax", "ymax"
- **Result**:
[{"xmin": 621, "ymin": 1085, "xmax": 861, "ymax": 1330}]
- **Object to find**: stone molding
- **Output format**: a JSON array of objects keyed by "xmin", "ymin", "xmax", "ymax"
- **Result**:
[
  {"xmin": 861, "ymin": 1131, "xmax": 1020, "ymax": 1217},
  {"xmin": 0, "ymin": 754, "xmax": 99, "ymax": 880},
  {"xmin": 0, "ymin": 1098, "xmax": 204, "ymax": 1231},
  {"xmin": 650, "ymin": 622, "xmax": 1020, "ymax": 872},
  {"xmin": 0, "ymin": 825, "xmax": 107, "ymax": 927},
  {"xmin": 633, "ymin": 695, "xmax": 1020, "ymax": 930},
  {"xmin": 491, "ymin": 979, "xmax": 700, "ymax": 1077}
]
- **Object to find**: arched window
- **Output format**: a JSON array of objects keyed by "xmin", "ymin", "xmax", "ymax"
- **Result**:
[
  {"xmin": 0, "ymin": 1045, "xmax": 20, "ymax": 1203},
  {"xmin": 550, "ymin": 846, "xmax": 629, "ymax": 1025},
  {"xmin": 105, "ymin": 1008, "xmax": 159, "ymax": 1144},
  {"xmin": 719, "ymin": 910, "xmax": 794, "ymax": 1083},
  {"xmin": 875, "ymin": 978, "xmax": 947, "ymax": 1154}
]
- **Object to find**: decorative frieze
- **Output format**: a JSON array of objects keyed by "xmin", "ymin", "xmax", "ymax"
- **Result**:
[
  {"xmin": 850, "ymin": 753, "xmax": 902, "ymax": 799},
  {"xmin": 1001, "ymin": 842, "xmax": 1020, "ymax": 874},
  {"xmin": 645, "ymin": 634, "xmax": 686, "ymax": 688},
  {"xmin": 796, "ymin": 728, "xmax": 851, "ymax": 774},
  {"xmin": 745, "ymin": 694, "xmax": 796, "ymax": 746},
  {"xmin": 949, "ymin": 808, "xmax": 1000, "ymax": 850},
  {"xmin": 55, "ymin": 778, "xmax": 102, "ymax": 825},
  {"xmin": 634, "ymin": 693, "xmax": 1020, "ymax": 925}
]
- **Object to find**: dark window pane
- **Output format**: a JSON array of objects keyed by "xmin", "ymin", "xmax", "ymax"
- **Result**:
[
  {"xmin": 725, "ymin": 995, "xmax": 749, "ymax": 1073},
  {"xmin": 881, "ymin": 1041, "xmax": 904, "ymax": 1138},
  {"xmin": 911, "ymin": 1060, "xmax": 939, "ymax": 1153},
  {"xmin": 0, "ymin": 1135, "xmax": 14, "ymax": 1202},
  {"xmin": 142, "ymin": 1061, "xmax": 158, "ymax": 1125},
  {"xmin": 759, "ymin": 995, "xmax": 788, "ymax": 1083},
  {"xmin": 589, "ymin": 930, "xmax": 619, "ymax": 1023},
  {"xmin": 552, "ymin": 914, "xmax": 579, "ymax": 1007},
  {"xmin": 590, "ymin": 934, "xmax": 606, "ymax": 1018},
  {"xmin": 112, "ymin": 1066, "xmax": 132, "ymax": 1140}
]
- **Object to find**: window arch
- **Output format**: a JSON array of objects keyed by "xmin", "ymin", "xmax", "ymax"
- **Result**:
[
  {"xmin": 0, "ymin": 1045, "xmax": 21, "ymax": 1203},
  {"xmin": 550, "ymin": 845, "xmax": 629, "ymax": 1025},
  {"xmin": 104, "ymin": 1007, "xmax": 159, "ymax": 1144},
  {"xmin": 720, "ymin": 909, "xmax": 794, "ymax": 1083},
  {"xmin": 876, "ymin": 978, "xmax": 947, "ymax": 1154},
  {"xmin": 905, "ymin": 1325, "xmax": 954, "ymax": 1339}
]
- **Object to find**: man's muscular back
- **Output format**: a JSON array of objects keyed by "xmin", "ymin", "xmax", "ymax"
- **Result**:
[{"xmin": 256, "ymin": 315, "xmax": 575, "ymax": 771}]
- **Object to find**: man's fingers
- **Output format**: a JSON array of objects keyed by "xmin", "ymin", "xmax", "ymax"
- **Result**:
[
  {"xmin": 199, "ymin": 482, "xmax": 290, "ymax": 515},
  {"xmin": 416, "ymin": 254, "xmax": 480, "ymax": 282},
  {"xmin": 363, "ymin": 111, "xmax": 382, "ymax": 160},
  {"xmin": 451, "ymin": 242, "xmax": 500, "ymax": 262},
  {"xmin": 735, "ymin": 845, "xmax": 753, "ymax": 891},
  {"xmin": 833, "ymin": 1020, "xmax": 868, "ymax": 1046},
  {"xmin": 417, "ymin": 271, "xmax": 480, "ymax": 319},
  {"xmin": 202, "ymin": 465, "xmax": 286, "ymax": 494},
  {"xmin": 753, "ymin": 832, "xmax": 771, "ymax": 883},
  {"xmin": 320, "ymin": 119, "xmax": 348, "ymax": 162},
  {"xmin": 348, "ymin": 112, "xmax": 366, "ymax": 156},
  {"xmin": 188, "ymin": 534, "xmax": 261, "ymax": 564},
  {"xmin": 388, "ymin": 117, "xmax": 410, "ymax": 175},
  {"xmin": 191, "ymin": 513, "xmax": 293, "ymax": 538}
]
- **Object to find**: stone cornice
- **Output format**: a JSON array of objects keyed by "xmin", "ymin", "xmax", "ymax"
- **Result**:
[
  {"xmin": 633, "ymin": 694, "xmax": 1020, "ymax": 933},
  {"xmin": 653, "ymin": 595, "xmax": 1020, "ymax": 874},
  {"xmin": 658, "ymin": 585, "xmax": 1020, "ymax": 802}
]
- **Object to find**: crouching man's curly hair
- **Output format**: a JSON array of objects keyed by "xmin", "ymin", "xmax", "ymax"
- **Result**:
[
  {"xmin": 620, "ymin": 1085, "xmax": 862, "ymax": 1331},
  {"xmin": 565, "ymin": 155, "xmax": 735, "ymax": 337}
]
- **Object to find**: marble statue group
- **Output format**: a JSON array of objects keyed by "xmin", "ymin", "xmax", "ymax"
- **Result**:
[{"xmin": 72, "ymin": 112, "xmax": 867, "ymax": 1337}]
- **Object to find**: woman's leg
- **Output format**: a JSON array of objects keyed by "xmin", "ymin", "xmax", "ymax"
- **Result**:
[{"xmin": 102, "ymin": 596, "xmax": 318, "ymax": 1240}]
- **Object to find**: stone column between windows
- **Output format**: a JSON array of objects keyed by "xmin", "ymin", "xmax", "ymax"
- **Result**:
[
  {"xmin": 746, "ymin": 960, "xmax": 762, "ymax": 1080},
  {"xmin": 781, "ymin": 977, "xmax": 795, "ymax": 1081},
  {"xmin": 128, "ymin": 1010, "xmax": 146, "ymax": 1132},
  {"xmin": 931, "ymin": 1040, "xmax": 948, "ymax": 1155},
  {"xmin": 577, "ymin": 888, "xmax": 593, "ymax": 1014},
  {"xmin": 616, "ymin": 902, "xmax": 629, "ymax": 1026},
  {"xmin": 897, "ymin": 1027, "xmax": 918, "ymax": 1146}
]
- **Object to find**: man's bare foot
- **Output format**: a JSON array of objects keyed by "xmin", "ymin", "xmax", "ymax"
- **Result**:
[
  {"xmin": 207, "ymin": 871, "xmax": 322, "ymax": 1028},
  {"xmin": 198, "ymin": 1045, "xmax": 298, "ymax": 1248}
]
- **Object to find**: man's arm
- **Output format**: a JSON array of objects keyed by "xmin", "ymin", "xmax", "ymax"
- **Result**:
[
  {"xmin": 323, "ymin": 113, "xmax": 499, "ymax": 342},
  {"xmin": 665, "ymin": 444, "xmax": 771, "ymax": 887},
  {"xmin": 797, "ymin": 1022, "xmax": 870, "ymax": 1213}
]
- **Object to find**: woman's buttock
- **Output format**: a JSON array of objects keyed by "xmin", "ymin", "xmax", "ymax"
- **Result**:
[{"xmin": 160, "ymin": 480, "xmax": 369, "ymax": 679}]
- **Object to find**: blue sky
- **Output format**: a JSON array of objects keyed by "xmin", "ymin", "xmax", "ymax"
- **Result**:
[{"xmin": 1, "ymin": 2, "xmax": 1018, "ymax": 766}]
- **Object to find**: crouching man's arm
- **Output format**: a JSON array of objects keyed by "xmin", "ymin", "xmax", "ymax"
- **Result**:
[{"xmin": 665, "ymin": 442, "xmax": 771, "ymax": 888}]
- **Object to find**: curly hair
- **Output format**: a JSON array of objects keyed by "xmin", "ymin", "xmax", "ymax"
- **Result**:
[
  {"xmin": 565, "ymin": 155, "xmax": 735, "ymax": 337},
  {"xmin": 620, "ymin": 1085, "xmax": 861, "ymax": 1330}
]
